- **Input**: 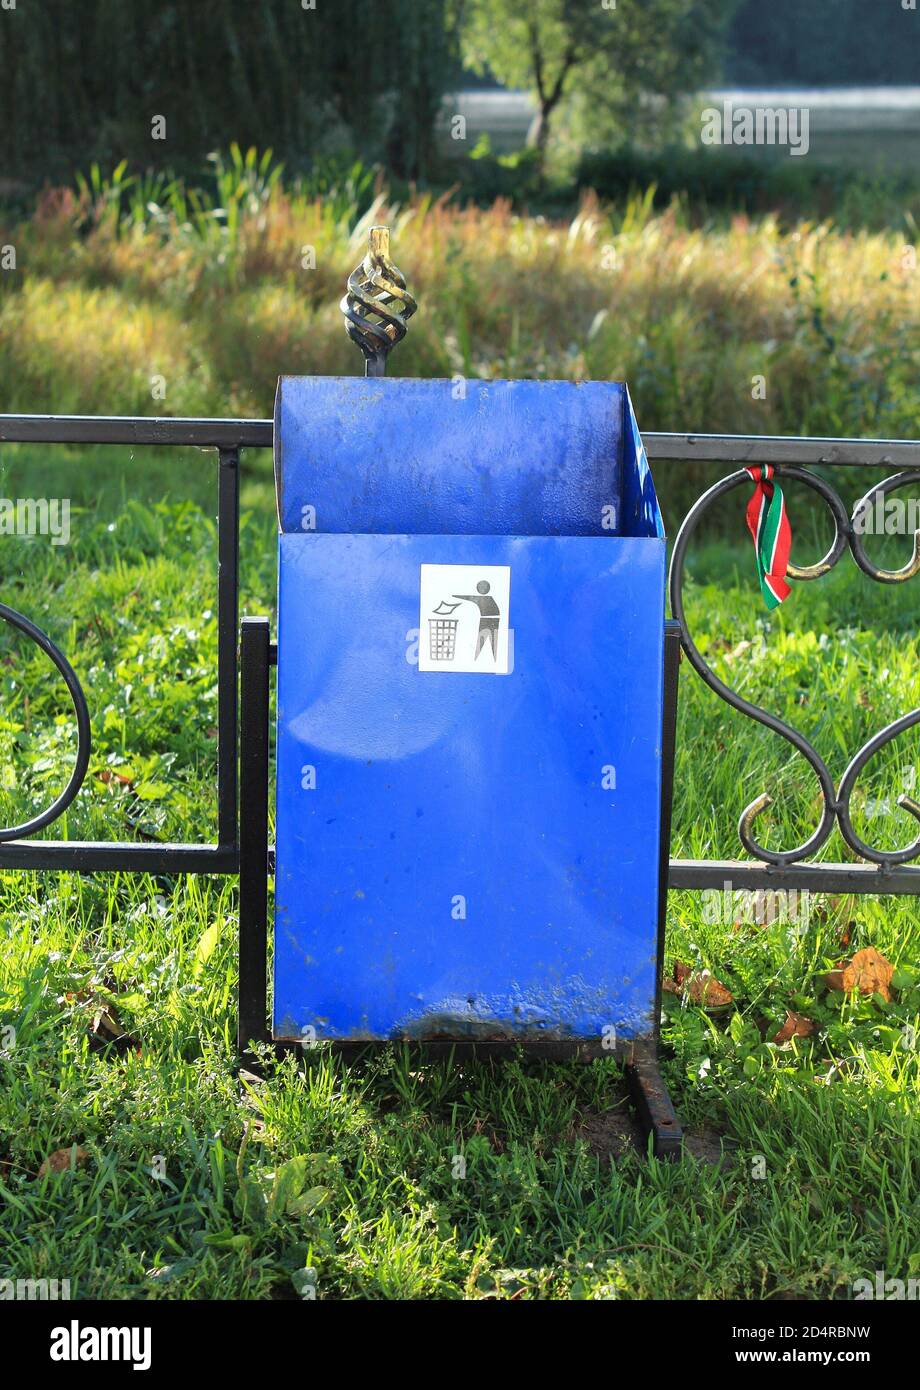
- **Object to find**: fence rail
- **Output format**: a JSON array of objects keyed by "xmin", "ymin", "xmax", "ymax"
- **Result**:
[
  {"xmin": 3, "ymin": 413, "xmax": 920, "ymax": 463},
  {"xmin": 0, "ymin": 412, "xmax": 917, "ymax": 894}
]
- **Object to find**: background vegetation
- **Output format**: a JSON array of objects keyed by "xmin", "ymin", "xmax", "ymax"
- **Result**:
[
  {"xmin": 0, "ymin": 0, "xmax": 918, "ymax": 1303},
  {"xmin": 0, "ymin": 0, "xmax": 459, "ymax": 182},
  {"xmin": 3, "ymin": 0, "xmax": 918, "ymax": 185},
  {"xmin": 725, "ymin": 0, "xmax": 920, "ymax": 86},
  {"xmin": 1, "ymin": 152, "xmax": 917, "ymax": 526}
]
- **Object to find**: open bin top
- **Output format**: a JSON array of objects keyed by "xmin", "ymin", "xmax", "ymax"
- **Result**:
[{"xmin": 274, "ymin": 376, "xmax": 664, "ymax": 539}]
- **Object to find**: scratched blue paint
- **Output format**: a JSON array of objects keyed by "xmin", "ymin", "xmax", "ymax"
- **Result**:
[
  {"xmin": 272, "ymin": 377, "xmax": 665, "ymax": 1042},
  {"xmin": 275, "ymin": 376, "xmax": 660, "ymax": 539}
]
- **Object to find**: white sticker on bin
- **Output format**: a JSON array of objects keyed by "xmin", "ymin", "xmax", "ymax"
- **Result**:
[{"xmin": 419, "ymin": 564, "xmax": 511, "ymax": 675}]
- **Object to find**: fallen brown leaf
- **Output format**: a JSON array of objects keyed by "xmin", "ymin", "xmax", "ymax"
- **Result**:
[
  {"xmin": 92, "ymin": 1003, "xmax": 126, "ymax": 1040},
  {"xmin": 686, "ymin": 971, "xmax": 733, "ymax": 1008},
  {"xmin": 842, "ymin": 946, "xmax": 894, "ymax": 1001},
  {"xmin": 95, "ymin": 769, "xmax": 134, "ymax": 787},
  {"xmin": 662, "ymin": 960, "xmax": 693, "ymax": 994},
  {"xmin": 825, "ymin": 946, "xmax": 894, "ymax": 1001},
  {"xmin": 662, "ymin": 962, "xmax": 732, "ymax": 1008},
  {"xmin": 38, "ymin": 1145, "xmax": 90, "ymax": 1178},
  {"xmin": 773, "ymin": 1011, "xmax": 816, "ymax": 1044}
]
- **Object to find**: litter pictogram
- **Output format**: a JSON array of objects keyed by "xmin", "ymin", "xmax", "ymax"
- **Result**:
[{"xmin": 418, "ymin": 564, "xmax": 511, "ymax": 674}]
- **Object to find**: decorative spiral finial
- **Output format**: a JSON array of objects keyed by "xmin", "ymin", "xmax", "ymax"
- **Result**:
[{"xmin": 341, "ymin": 225, "xmax": 417, "ymax": 376}]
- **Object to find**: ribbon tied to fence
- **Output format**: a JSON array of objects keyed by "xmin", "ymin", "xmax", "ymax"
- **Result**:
[{"xmin": 744, "ymin": 464, "xmax": 792, "ymax": 609}]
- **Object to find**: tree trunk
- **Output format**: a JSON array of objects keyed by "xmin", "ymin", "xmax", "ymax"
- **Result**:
[{"xmin": 526, "ymin": 100, "xmax": 553, "ymax": 173}]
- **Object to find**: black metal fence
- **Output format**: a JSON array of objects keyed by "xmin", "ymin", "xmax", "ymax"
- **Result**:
[{"xmin": 0, "ymin": 412, "xmax": 917, "ymax": 897}]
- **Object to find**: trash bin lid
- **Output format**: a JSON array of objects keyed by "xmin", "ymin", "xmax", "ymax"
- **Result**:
[{"xmin": 275, "ymin": 376, "xmax": 662, "ymax": 539}]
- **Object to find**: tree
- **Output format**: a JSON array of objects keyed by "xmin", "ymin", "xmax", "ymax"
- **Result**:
[
  {"xmin": 725, "ymin": 0, "xmax": 918, "ymax": 86},
  {"xmin": 0, "ymin": 0, "xmax": 459, "ymax": 182},
  {"xmin": 459, "ymin": 0, "xmax": 738, "ymax": 169}
]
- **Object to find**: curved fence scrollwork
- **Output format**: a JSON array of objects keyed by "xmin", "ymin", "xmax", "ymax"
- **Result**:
[
  {"xmin": 0, "ymin": 414, "xmax": 917, "ymax": 893},
  {"xmin": 0, "ymin": 602, "xmax": 92, "ymax": 842},
  {"xmin": 669, "ymin": 465, "xmax": 920, "ymax": 871}
]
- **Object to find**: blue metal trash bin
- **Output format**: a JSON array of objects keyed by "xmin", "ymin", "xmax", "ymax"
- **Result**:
[{"xmin": 272, "ymin": 376, "xmax": 666, "ymax": 1045}]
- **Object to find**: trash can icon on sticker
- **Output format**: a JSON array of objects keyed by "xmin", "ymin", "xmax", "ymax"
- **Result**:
[
  {"xmin": 419, "ymin": 564, "xmax": 511, "ymax": 674},
  {"xmin": 428, "ymin": 602, "xmax": 461, "ymax": 661}
]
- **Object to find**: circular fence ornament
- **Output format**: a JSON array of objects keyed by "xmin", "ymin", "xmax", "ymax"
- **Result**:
[
  {"xmin": 668, "ymin": 465, "xmax": 920, "ymax": 868},
  {"xmin": 0, "ymin": 603, "xmax": 91, "ymax": 841}
]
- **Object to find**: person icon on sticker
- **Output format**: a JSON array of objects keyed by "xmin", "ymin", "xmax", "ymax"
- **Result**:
[{"xmin": 453, "ymin": 580, "xmax": 500, "ymax": 661}]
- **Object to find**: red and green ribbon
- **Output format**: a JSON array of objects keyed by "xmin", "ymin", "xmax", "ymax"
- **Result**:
[{"xmin": 744, "ymin": 465, "xmax": 791, "ymax": 609}]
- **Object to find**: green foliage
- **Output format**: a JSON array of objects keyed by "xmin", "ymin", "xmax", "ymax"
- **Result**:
[
  {"xmin": 574, "ymin": 144, "xmax": 920, "ymax": 235},
  {"xmin": 459, "ymin": 0, "xmax": 737, "ymax": 160},
  {"xmin": 0, "ymin": 480, "xmax": 918, "ymax": 1297},
  {"xmin": 725, "ymin": 0, "xmax": 920, "ymax": 86},
  {"xmin": 0, "ymin": 164, "xmax": 917, "ymax": 1297},
  {"xmin": 0, "ymin": 0, "xmax": 459, "ymax": 182},
  {"xmin": 1, "ymin": 154, "xmax": 917, "ymax": 455}
]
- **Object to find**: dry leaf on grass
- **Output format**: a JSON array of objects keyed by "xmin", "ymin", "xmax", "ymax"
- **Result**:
[
  {"xmin": 662, "ymin": 960, "xmax": 690, "ymax": 994},
  {"xmin": 83, "ymin": 998, "xmax": 141, "ymax": 1055},
  {"xmin": 843, "ymin": 947, "xmax": 894, "ymax": 1001},
  {"xmin": 38, "ymin": 1146, "xmax": 90, "ymax": 1178},
  {"xmin": 95, "ymin": 769, "xmax": 133, "ymax": 787},
  {"xmin": 92, "ymin": 1004, "xmax": 126, "ymax": 1039},
  {"xmin": 687, "ymin": 972, "xmax": 733, "ymax": 1007},
  {"xmin": 825, "ymin": 946, "xmax": 894, "ymax": 1002},
  {"xmin": 662, "ymin": 962, "xmax": 733, "ymax": 1008},
  {"xmin": 773, "ymin": 1011, "xmax": 816, "ymax": 1044}
]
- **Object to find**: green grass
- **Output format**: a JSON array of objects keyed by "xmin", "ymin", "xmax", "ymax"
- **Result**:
[
  {"xmin": 0, "ymin": 155, "xmax": 917, "ymax": 1299},
  {"xmin": 1, "ymin": 461, "xmax": 918, "ymax": 1300}
]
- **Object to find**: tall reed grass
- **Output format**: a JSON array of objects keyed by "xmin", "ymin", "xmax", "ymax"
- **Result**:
[{"xmin": 1, "ymin": 149, "xmax": 917, "ymax": 444}]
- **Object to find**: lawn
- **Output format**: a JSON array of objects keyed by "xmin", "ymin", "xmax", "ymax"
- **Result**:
[
  {"xmin": 0, "ymin": 163, "xmax": 918, "ymax": 1299},
  {"xmin": 0, "ymin": 450, "xmax": 917, "ymax": 1299}
]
